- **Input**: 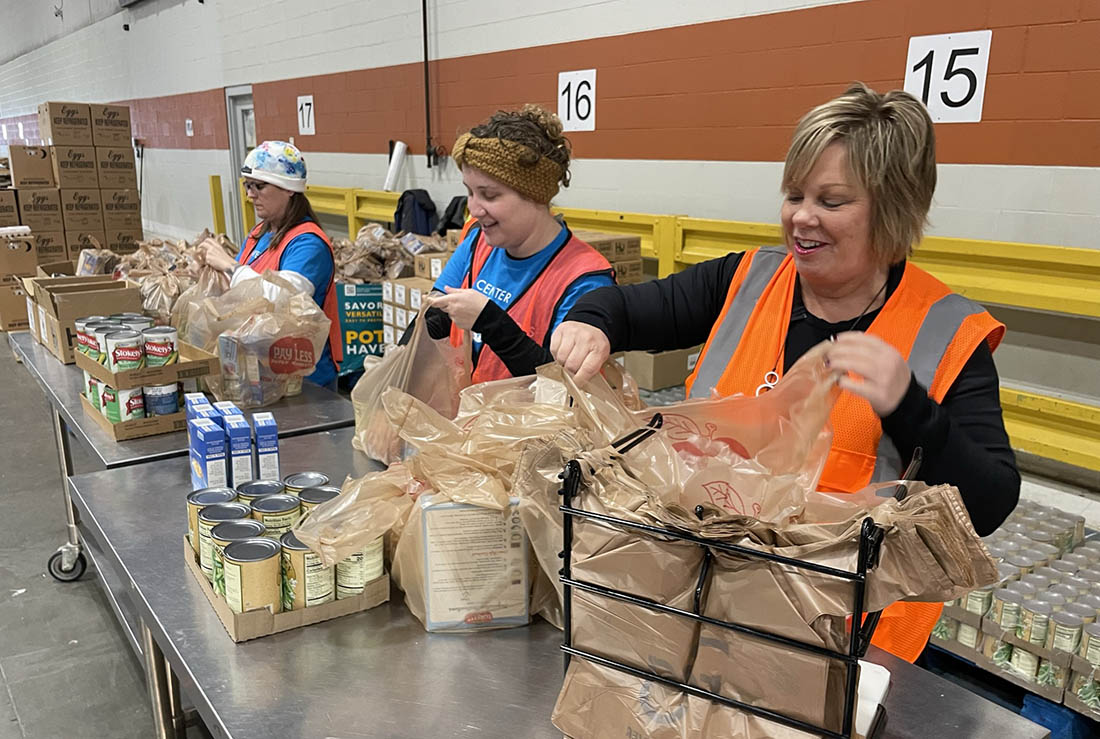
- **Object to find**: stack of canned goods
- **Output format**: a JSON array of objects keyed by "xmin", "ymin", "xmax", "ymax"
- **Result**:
[
  {"xmin": 184, "ymin": 471, "xmax": 385, "ymax": 617},
  {"xmin": 934, "ymin": 500, "xmax": 1100, "ymax": 690},
  {"xmin": 74, "ymin": 314, "xmax": 185, "ymax": 424}
]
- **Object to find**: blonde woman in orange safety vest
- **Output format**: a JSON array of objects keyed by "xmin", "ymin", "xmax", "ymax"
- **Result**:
[
  {"xmin": 550, "ymin": 83, "xmax": 1020, "ymax": 663},
  {"xmin": 410, "ymin": 105, "xmax": 615, "ymax": 383}
]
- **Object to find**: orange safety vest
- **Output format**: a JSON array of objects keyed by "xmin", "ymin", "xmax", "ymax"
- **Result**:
[
  {"xmin": 238, "ymin": 220, "xmax": 344, "ymax": 366},
  {"xmin": 449, "ymin": 224, "xmax": 613, "ymax": 383},
  {"xmin": 685, "ymin": 246, "xmax": 1005, "ymax": 663}
]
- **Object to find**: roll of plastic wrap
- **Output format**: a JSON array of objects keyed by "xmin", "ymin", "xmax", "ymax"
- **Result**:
[{"xmin": 383, "ymin": 141, "xmax": 408, "ymax": 191}]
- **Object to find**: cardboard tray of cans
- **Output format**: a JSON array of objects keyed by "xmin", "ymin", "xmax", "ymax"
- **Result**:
[
  {"xmin": 75, "ymin": 338, "xmax": 219, "ymax": 390},
  {"xmin": 182, "ymin": 539, "xmax": 390, "ymax": 643},
  {"xmin": 79, "ymin": 392, "xmax": 187, "ymax": 441},
  {"xmin": 1064, "ymin": 654, "xmax": 1100, "ymax": 719},
  {"xmin": 931, "ymin": 632, "xmax": 1067, "ymax": 702}
]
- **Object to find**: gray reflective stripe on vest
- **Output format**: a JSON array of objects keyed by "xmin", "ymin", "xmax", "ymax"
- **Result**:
[
  {"xmin": 870, "ymin": 292, "xmax": 988, "ymax": 483},
  {"xmin": 689, "ymin": 247, "xmax": 787, "ymax": 399}
]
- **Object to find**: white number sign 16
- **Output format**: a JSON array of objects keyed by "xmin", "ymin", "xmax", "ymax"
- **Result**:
[
  {"xmin": 904, "ymin": 30, "xmax": 992, "ymax": 123},
  {"xmin": 558, "ymin": 69, "xmax": 596, "ymax": 132}
]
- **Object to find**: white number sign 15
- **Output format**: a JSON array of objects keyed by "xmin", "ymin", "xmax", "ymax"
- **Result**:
[
  {"xmin": 297, "ymin": 95, "xmax": 315, "ymax": 136},
  {"xmin": 904, "ymin": 30, "xmax": 992, "ymax": 123},
  {"xmin": 558, "ymin": 69, "xmax": 596, "ymax": 132}
]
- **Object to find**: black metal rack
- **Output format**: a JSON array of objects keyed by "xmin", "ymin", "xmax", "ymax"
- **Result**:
[{"xmin": 557, "ymin": 415, "xmax": 888, "ymax": 739}]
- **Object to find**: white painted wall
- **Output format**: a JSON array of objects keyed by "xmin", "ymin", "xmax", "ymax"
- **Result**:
[
  {"xmin": 0, "ymin": 0, "xmax": 120, "ymax": 64},
  {"xmin": 138, "ymin": 147, "xmax": 237, "ymax": 241}
]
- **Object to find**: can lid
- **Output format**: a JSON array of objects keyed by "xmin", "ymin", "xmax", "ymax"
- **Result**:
[
  {"xmin": 90, "ymin": 321, "xmax": 124, "ymax": 331},
  {"xmin": 237, "ymin": 480, "xmax": 286, "ymax": 498},
  {"xmin": 81, "ymin": 315, "xmax": 109, "ymax": 323},
  {"xmin": 994, "ymin": 588, "xmax": 1024, "ymax": 604},
  {"xmin": 1005, "ymin": 580, "xmax": 1037, "ymax": 597},
  {"xmin": 280, "ymin": 531, "xmax": 309, "ymax": 550},
  {"xmin": 1076, "ymin": 594, "xmax": 1100, "ymax": 610},
  {"xmin": 1051, "ymin": 560, "xmax": 1078, "ymax": 574},
  {"xmin": 1051, "ymin": 610, "xmax": 1085, "ymax": 626},
  {"xmin": 299, "ymin": 486, "xmax": 340, "ymax": 505},
  {"xmin": 224, "ymin": 537, "xmax": 280, "ymax": 562},
  {"xmin": 143, "ymin": 326, "xmax": 176, "ymax": 336},
  {"xmin": 1085, "ymin": 622, "xmax": 1100, "ymax": 638},
  {"xmin": 284, "ymin": 472, "xmax": 329, "ymax": 488},
  {"xmin": 1023, "ymin": 600, "xmax": 1053, "ymax": 615},
  {"xmin": 997, "ymin": 562, "xmax": 1018, "ymax": 582},
  {"xmin": 105, "ymin": 329, "xmax": 142, "ymax": 341},
  {"xmin": 251, "ymin": 494, "xmax": 300, "ymax": 514},
  {"xmin": 187, "ymin": 487, "xmax": 237, "ymax": 506},
  {"xmin": 211, "ymin": 519, "xmax": 266, "ymax": 541},
  {"xmin": 198, "ymin": 502, "xmax": 253, "ymax": 523}
]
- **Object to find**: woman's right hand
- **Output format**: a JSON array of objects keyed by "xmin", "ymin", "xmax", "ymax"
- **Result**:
[{"xmin": 550, "ymin": 321, "xmax": 611, "ymax": 385}]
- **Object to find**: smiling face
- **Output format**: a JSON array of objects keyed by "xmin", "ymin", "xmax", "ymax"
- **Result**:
[
  {"xmin": 780, "ymin": 142, "xmax": 879, "ymax": 291},
  {"xmin": 245, "ymin": 178, "xmax": 292, "ymax": 224},
  {"xmin": 462, "ymin": 165, "xmax": 546, "ymax": 249}
]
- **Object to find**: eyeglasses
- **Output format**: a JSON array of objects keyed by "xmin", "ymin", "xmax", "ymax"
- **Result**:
[{"xmin": 243, "ymin": 180, "xmax": 268, "ymax": 193}]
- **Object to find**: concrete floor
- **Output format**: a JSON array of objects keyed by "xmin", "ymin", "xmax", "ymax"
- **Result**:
[{"xmin": 0, "ymin": 339, "xmax": 210, "ymax": 738}]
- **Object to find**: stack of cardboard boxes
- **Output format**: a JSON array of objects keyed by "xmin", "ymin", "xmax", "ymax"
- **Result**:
[
  {"xmin": 380, "ymin": 275, "xmax": 436, "ymax": 347},
  {"xmin": 573, "ymin": 230, "xmax": 645, "ymax": 285},
  {"xmin": 0, "ymin": 232, "xmax": 38, "ymax": 331},
  {"xmin": 4, "ymin": 102, "xmax": 141, "ymax": 264}
]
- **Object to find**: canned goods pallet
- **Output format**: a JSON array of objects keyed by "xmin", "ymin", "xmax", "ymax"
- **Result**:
[{"xmin": 223, "ymin": 538, "xmax": 282, "ymax": 615}]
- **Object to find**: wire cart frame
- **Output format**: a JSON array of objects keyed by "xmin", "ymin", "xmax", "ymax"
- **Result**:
[{"xmin": 557, "ymin": 415, "xmax": 889, "ymax": 739}]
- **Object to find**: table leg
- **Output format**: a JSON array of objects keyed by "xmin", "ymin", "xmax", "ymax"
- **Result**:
[
  {"xmin": 165, "ymin": 655, "xmax": 187, "ymax": 738},
  {"xmin": 140, "ymin": 620, "xmax": 175, "ymax": 739},
  {"xmin": 46, "ymin": 409, "xmax": 86, "ymax": 582}
]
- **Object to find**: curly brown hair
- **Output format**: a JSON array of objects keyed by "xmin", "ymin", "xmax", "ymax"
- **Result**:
[{"xmin": 467, "ymin": 104, "xmax": 572, "ymax": 188}]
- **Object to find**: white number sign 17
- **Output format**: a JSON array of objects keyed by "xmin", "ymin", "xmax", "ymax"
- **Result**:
[
  {"xmin": 904, "ymin": 30, "xmax": 992, "ymax": 123},
  {"xmin": 297, "ymin": 95, "xmax": 315, "ymax": 136},
  {"xmin": 558, "ymin": 69, "xmax": 596, "ymax": 132}
]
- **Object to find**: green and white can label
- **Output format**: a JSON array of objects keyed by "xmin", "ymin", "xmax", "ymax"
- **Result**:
[
  {"xmin": 143, "ymin": 326, "xmax": 178, "ymax": 367},
  {"xmin": 104, "ymin": 385, "xmax": 144, "ymax": 423},
  {"xmin": 106, "ymin": 330, "xmax": 145, "ymax": 372}
]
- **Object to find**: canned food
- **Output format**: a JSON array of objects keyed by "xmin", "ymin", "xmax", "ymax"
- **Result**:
[
  {"xmin": 84, "ymin": 373, "xmax": 103, "ymax": 409},
  {"xmin": 1047, "ymin": 611, "xmax": 1085, "ymax": 652},
  {"xmin": 996, "ymin": 562, "xmax": 1019, "ymax": 584},
  {"xmin": 991, "ymin": 589, "xmax": 1024, "ymax": 629},
  {"xmin": 336, "ymin": 536, "xmax": 384, "ymax": 600},
  {"xmin": 1039, "ymin": 592, "xmax": 1067, "ymax": 611},
  {"xmin": 143, "ymin": 384, "xmax": 180, "ymax": 416},
  {"xmin": 1063, "ymin": 552, "xmax": 1092, "ymax": 569},
  {"xmin": 1003, "ymin": 521, "xmax": 1031, "ymax": 535},
  {"xmin": 1049, "ymin": 583, "xmax": 1079, "ymax": 602},
  {"xmin": 1021, "ymin": 573, "xmax": 1052, "ymax": 592},
  {"xmin": 1026, "ymin": 528, "xmax": 1056, "ymax": 547},
  {"xmin": 1064, "ymin": 575, "xmax": 1092, "ymax": 595},
  {"xmin": 236, "ymin": 479, "xmax": 286, "ymax": 505},
  {"xmin": 1021, "ymin": 547, "xmax": 1051, "ymax": 568},
  {"xmin": 1079, "ymin": 622, "xmax": 1100, "ymax": 666},
  {"xmin": 197, "ymin": 502, "xmax": 253, "ymax": 582},
  {"xmin": 1004, "ymin": 580, "xmax": 1038, "ymax": 599},
  {"xmin": 965, "ymin": 586, "xmax": 995, "ymax": 615},
  {"xmin": 299, "ymin": 485, "xmax": 340, "ymax": 520},
  {"xmin": 121, "ymin": 317, "xmax": 154, "ymax": 332},
  {"xmin": 1051, "ymin": 559, "xmax": 1078, "ymax": 576},
  {"xmin": 1077, "ymin": 567, "xmax": 1100, "ymax": 583},
  {"xmin": 1076, "ymin": 542, "xmax": 1100, "ymax": 560},
  {"xmin": 283, "ymin": 472, "xmax": 329, "ymax": 497},
  {"xmin": 931, "ymin": 616, "xmax": 958, "ymax": 641},
  {"xmin": 1076, "ymin": 593, "xmax": 1100, "ymax": 613},
  {"xmin": 1066, "ymin": 602, "xmax": 1098, "ymax": 624},
  {"xmin": 985, "ymin": 543, "xmax": 1008, "ymax": 561},
  {"xmin": 210, "ymin": 520, "xmax": 267, "ymax": 598},
  {"xmin": 185, "ymin": 487, "xmax": 237, "ymax": 555},
  {"xmin": 1036, "ymin": 659, "xmax": 1067, "ymax": 688},
  {"xmin": 143, "ymin": 326, "xmax": 178, "ymax": 367},
  {"xmin": 1028, "ymin": 543, "xmax": 1060, "ymax": 563},
  {"xmin": 280, "ymin": 531, "xmax": 334, "ymax": 610},
  {"xmin": 1034, "ymin": 566, "xmax": 1063, "ymax": 584},
  {"xmin": 1006, "ymin": 554, "xmax": 1035, "ymax": 576},
  {"xmin": 957, "ymin": 623, "xmax": 980, "ymax": 649},
  {"xmin": 73, "ymin": 317, "xmax": 98, "ymax": 355},
  {"xmin": 110, "ymin": 312, "xmax": 146, "ymax": 321},
  {"xmin": 1009, "ymin": 647, "xmax": 1039, "ymax": 682},
  {"xmin": 91, "ymin": 321, "xmax": 124, "ymax": 364},
  {"xmin": 105, "ymin": 330, "xmax": 145, "ymax": 372},
  {"xmin": 102, "ymin": 385, "xmax": 144, "ymax": 423},
  {"xmin": 250, "ymin": 494, "xmax": 301, "ymax": 540},
  {"xmin": 982, "ymin": 633, "xmax": 1013, "ymax": 668},
  {"xmin": 1071, "ymin": 674, "xmax": 1100, "ymax": 708},
  {"xmin": 222, "ymin": 538, "xmax": 282, "ymax": 615},
  {"xmin": 1019, "ymin": 601, "xmax": 1053, "ymax": 645}
]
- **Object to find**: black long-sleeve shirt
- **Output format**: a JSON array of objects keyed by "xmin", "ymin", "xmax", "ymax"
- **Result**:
[{"xmin": 565, "ymin": 252, "xmax": 1020, "ymax": 535}]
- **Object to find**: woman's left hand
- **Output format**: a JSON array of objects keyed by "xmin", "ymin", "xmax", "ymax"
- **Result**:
[
  {"xmin": 430, "ymin": 287, "xmax": 490, "ymax": 331},
  {"xmin": 201, "ymin": 238, "xmax": 238, "ymax": 273},
  {"xmin": 826, "ymin": 332, "xmax": 912, "ymax": 416}
]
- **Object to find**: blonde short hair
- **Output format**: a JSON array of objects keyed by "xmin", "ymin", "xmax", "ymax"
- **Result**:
[{"xmin": 782, "ymin": 82, "xmax": 936, "ymax": 264}]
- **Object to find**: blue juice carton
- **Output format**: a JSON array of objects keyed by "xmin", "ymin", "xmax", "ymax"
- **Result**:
[
  {"xmin": 223, "ymin": 414, "xmax": 253, "ymax": 487},
  {"xmin": 188, "ymin": 418, "xmax": 227, "ymax": 490},
  {"xmin": 213, "ymin": 401, "xmax": 243, "ymax": 418},
  {"xmin": 184, "ymin": 393, "xmax": 209, "ymax": 421},
  {"xmin": 252, "ymin": 412, "xmax": 279, "ymax": 480}
]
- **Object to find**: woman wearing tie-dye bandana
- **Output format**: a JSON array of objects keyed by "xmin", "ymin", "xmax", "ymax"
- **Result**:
[{"xmin": 202, "ymin": 140, "xmax": 341, "ymax": 388}]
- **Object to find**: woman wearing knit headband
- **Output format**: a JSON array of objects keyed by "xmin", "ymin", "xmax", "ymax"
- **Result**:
[{"xmin": 425, "ymin": 105, "xmax": 615, "ymax": 382}]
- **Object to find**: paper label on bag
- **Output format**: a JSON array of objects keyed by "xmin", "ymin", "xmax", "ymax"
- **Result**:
[{"xmin": 422, "ymin": 498, "xmax": 528, "ymax": 631}]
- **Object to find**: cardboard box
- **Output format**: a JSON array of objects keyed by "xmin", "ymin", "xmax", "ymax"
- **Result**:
[
  {"xmin": 414, "ymin": 252, "xmax": 448, "ymax": 281},
  {"xmin": 65, "ymin": 230, "xmax": 107, "ymax": 258},
  {"xmin": 50, "ymin": 146, "xmax": 98, "ymax": 189},
  {"xmin": 252, "ymin": 412, "xmax": 279, "ymax": 480},
  {"xmin": 189, "ymin": 418, "xmax": 227, "ymax": 489},
  {"xmin": 397, "ymin": 277, "xmax": 434, "ymax": 311},
  {"xmin": 8, "ymin": 146, "xmax": 56, "ymax": 188},
  {"xmin": 16, "ymin": 188, "xmax": 63, "ymax": 232},
  {"xmin": 335, "ymin": 282, "xmax": 383, "ymax": 375},
  {"xmin": 183, "ymin": 538, "xmax": 389, "ymax": 643},
  {"xmin": 0, "ymin": 190, "xmax": 19, "ymax": 227},
  {"xmin": 36, "ymin": 260, "xmax": 77, "ymax": 278},
  {"xmin": 0, "ymin": 283, "xmax": 30, "ymax": 331},
  {"xmin": 382, "ymin": 303, "xmax": 394, "ymax": 327},
  {"xmin": 24, "ymin": 275, "xmax": 141, "ymax": 363},
  {"xmin": 382, "ymin": 325, "xmax": 395, "ymax": 346},
  {"xmin": 614, "ymin": 258, "xmax": 645, "ymax": 285},
  {"xmin": 75, "ymin": 339, "xmax": 219, "ymax": 391},
  {"xmin": 104, "ymin": 228, "xmax": 143, "ymax": 254},
  {"xmin": 224, "ymin": 415, "xmax": 253, "ymax": 488},
  {"xmin": 94, "ymin": 146, "xmax": 137, "ymax": 189},
  {"xmin": 381, "ymin": 280, "xmax": 393, "ymax": 304},
  {"xmin": 0, "ymin": 235, "xmax": 38, "ymax": 281},
  {"xmin": 395, "ymin": 307, "xmax": 408, "ymax": 331},
  {"xmin": 79, "ymin": 392, "xmax": 188, "ymax": 441},
  {"xmin": 38, "ymin": 102, "xmax": 93, "ymax": 146},
  {"xmin": 392, "ymin": 281, "xmax": 407, "ymax": 308},
  {"xmin": 90, "ymin": 104, "xmax": 132, "ymax": 147},
  {"xmin": 100, "ymin": 189, "xmax": 142, "ymax": 231},
  {"xmin": 575, "ymin": 230, "xmax": 641, "ymax": 261},
  {"xmin": 60, "ymin": 189, "xmax": 105, "ymax": 232},
  {"xmin": 1064, "ymin": 659, "xmax": 1100, "ymax": 719},
  {"xmin": 32, "ymin": 231, "xmax": 66, "ymax": 263},
  {"xmin": 943, "ymin": 603, "xmax": 984, "ymax": 630},
  {"xmin": 624, "ymin": 346, "xmax": 702, "ymax": 391}
]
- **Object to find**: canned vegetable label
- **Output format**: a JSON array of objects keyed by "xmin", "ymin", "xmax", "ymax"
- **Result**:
[
  {"xmin": 143, "ymin": 327, "xmax": 178, "ymax": 367},
  {"xmin": 281, "ymin": 532, "xmax": 334, "ymax": 610},
  {"xmin": 106, "ymin": 330, "xmax": 144, "ymax": 372},
  {"xmin": 198, "ymin": 503, "xmax": 253, "ymax": 582},
  {"xmin": 223, "ymin": 538, "xmax": 282, "ymax": 615},
  {"xmin": 336, "ymin": 535, "xmax": 383, "ymax": 600},
  {"xmin": 104, "ymin": 386, "xmax": 144, "ymax": 423},
  {"xmin": 211, "ymin": 520, "xmax": 266, "ymax": 598}
]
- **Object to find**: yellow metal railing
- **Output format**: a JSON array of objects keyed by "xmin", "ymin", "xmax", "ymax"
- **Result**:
[
  {"xmin": 208, "ymin": 175, "xmax": 226, "ymax": 234},
  {"xmin": 210, "ymin": 177, "xmax": 1100, "ymax": 471}
]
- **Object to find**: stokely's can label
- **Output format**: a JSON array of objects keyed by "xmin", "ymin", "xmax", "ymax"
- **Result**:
[
  {"xmin": 91, "ymin": 321, "xmax": 124, "ymax": 364},
  {"xmin": 143, "ymin": 326, "xmax": 178, "ymax": 367},
  {"xmin": 84, "ymin": 372, "xmax": 102, "ymax": 409},
  {"xmin": 104, "ymin": 385, "xmax": 144, "ymax": 423},
  {"xmin": 106, "ymin": 330, "xmax": 144, "ymax": 372}
]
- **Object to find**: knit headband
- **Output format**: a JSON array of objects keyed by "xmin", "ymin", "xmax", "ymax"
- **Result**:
[{"xmin": 452, "ymin": 132, "xmax": 564, "ymax": 204}]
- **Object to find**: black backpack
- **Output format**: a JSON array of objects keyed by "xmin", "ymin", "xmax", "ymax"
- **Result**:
[{"xmin": 393, "ymin": 189, "xmax": 438, "ymax": 235}]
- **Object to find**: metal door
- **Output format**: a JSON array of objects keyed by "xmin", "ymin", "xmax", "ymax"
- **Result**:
[{"xmin": 225, "ymin": 86, "xmax": 255, "ymax": 245}]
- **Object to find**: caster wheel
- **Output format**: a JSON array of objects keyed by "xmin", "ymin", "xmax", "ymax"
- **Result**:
[{"xmin": 47, "ymin": 551, "xmax": 87, "ymax": 582}]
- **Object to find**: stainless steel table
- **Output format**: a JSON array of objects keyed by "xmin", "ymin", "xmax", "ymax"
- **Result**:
[
  {"xmin": 68, "ymin": 429, "xmax": 1049, "ymax": 739},
  {"xmin": 7, "ymin": 330, "xmax": 354, "ymax": 582}
]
